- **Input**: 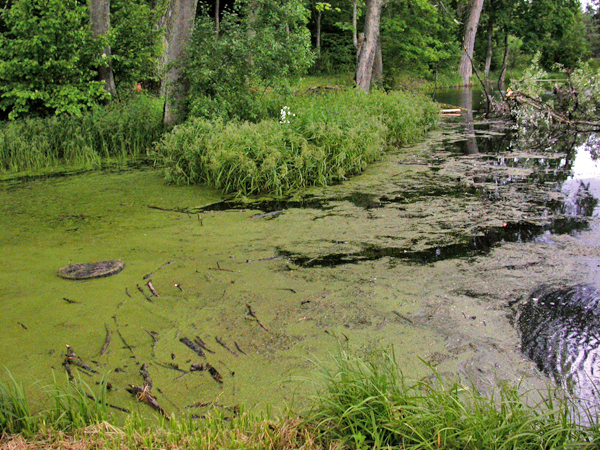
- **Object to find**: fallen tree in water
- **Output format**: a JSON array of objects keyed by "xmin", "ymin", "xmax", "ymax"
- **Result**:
[{"xmin": 498, "ymin": 54, "xmax": 600, "ymax": 132}]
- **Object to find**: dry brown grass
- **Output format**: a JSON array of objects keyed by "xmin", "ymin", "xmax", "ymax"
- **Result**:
[{"xmin": 1, "ymin": 417, "xmax": 344, "ymax": 450}]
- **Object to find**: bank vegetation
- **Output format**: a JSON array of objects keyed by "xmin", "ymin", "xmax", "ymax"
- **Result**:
[{"xmin": 1, "ymin": 348, "xmax": 598, "ymax": 449}]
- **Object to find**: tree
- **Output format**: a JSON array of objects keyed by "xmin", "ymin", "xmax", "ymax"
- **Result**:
[
  {"xmin": 356, "ymin": 0, "xmax": 384, "ymax": 92},
  {"xmin": 162, "ymin": 0, "xmax": 199, "ymax": 125},
  {"xmin": 89, "ymin": 0, "xmax": 117, "ymax": 97},
  {"xmin": 458, "ymin": 0, "xmax": 485, "ymax": 86},
  {"xmin": 381, "ymin": 0, "xmax": 460, "ymax": 80},
  {"xmin": 0, "ymin": 0, "xmax": 108, "ymax": 119},
  {"xmin": 184, "ymin": 0, "xmax": 313, "ymax": 122}
]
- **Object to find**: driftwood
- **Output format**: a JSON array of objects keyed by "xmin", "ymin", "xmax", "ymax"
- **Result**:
[
  {"xmin": 246, "ymin": 304, "xmax": 270, "ymax": 333},
  {"xmin": 100, "ymin": 324, "xmax": 111, "ymax": 356},
  {"xmin": 180, "ymin": 337, "xmax": 206, "ymax": 358},
  {"xmin": 215, "ymin": 336, "xmax": 238, "ymax": 356},
  {"xmin": 63, "ymin": 345, "xmax": 98, "ymax": 381},
  {"xmin": 126, "ymin": 363, "xmax": 169, "ymax": 419}
]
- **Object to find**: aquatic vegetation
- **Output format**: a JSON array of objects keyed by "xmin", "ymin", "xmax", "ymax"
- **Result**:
[
  {"xmin": 156, "ymin": 89, "xmax": 438, "ymax": 195},
  {"xmin": 2, "ymin": 348, "xmax": 600, "ymax": 448},
  {"xmin": 0, "ymin": 94, "xmax": 163, "ymax": 174}
]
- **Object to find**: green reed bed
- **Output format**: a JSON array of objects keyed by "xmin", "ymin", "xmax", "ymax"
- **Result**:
[
  {"xmin": 0, "ymin": 95, "xmax": 164, "ymax": 174},
  {"xmin": 156, "ymin": 89, "xmax": 438, "ymax": 196}
]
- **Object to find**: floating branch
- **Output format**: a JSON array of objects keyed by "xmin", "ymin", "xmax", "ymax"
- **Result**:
[
  {"xmin": 100, "ymin": 324, "xmax": 111, "ymax": 356},
  {"xmin": 215, "ymin": 337, "xmax": 238, "ymax": 356},
  {"xmin": 246, "ymin": 304, "xmax": 270, "ymax": 333},
  {"xmin": 180, "ymin": 337, "xmax": 206, "ymax": 358}
]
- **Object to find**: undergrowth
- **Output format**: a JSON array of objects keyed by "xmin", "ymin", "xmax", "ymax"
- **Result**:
[
  {"xmin": 156, "ymin": 89, "xmax": 438, "ymax": 196},
  {"xmin": 0, "ymin": 94, "xmax": 163, "ymax": 174}
]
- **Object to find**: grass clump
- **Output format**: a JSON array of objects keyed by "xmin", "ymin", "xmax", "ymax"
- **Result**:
[
  {"xmin": 156, "ymin": 89, "xmax": 438, "ymax": 195},
  {"xmin": 309, "ymin": 348, "xmax": 593, "ymax": 449},
  {"xmin": 0, "ymin": 374, "xmax": 110, "ymax": 438},
  {"xmin": 0, "ymin": 94, "xmax": 163, "ymax": 174}
]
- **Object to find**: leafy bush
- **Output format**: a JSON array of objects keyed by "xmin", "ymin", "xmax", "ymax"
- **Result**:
[
  {"xmin": 184, "ymin": 0, "xmax": 314, "ymax": 123},
  {"xmin": 156, "ymin": 89, "xmax": 437, "ymax": 195}
]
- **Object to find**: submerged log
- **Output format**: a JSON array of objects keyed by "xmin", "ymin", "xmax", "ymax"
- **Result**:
[
  {"xmin": 180, "ymin": 337, "xmax": 206, "ymax": 358},
  {"xmin": 58, "ymin": 260, "xmax": 124, "ymax": 280}
]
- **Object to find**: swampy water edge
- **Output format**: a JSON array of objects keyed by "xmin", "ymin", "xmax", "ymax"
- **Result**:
[{"xmin": 3, "ymin": 102, "xmax": 600, "ymax": 418}]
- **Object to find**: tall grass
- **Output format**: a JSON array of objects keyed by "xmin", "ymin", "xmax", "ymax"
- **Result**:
[
  {"xmin": 2, "ymin": 351, "xmax": 600, "ymax": 449},
  {"xmin": 0, "ymin": 94, "xmax": 164, "ymax": 174},
  {"xmin": 309, "ymin": 348, "xmax": 594, "ymax": 449},
  {"xmin": 0, "ymin": 373, "xmax": 110, "ymax": 437},
  {"xmin": 156, "ymin": 89, "xmax": 438, "ymax": 195}
]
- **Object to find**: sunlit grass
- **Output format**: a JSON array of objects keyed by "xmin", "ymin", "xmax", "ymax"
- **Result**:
[{"xmin": 157, "ymin": 89, "xmax": 438, "ymax": 195}]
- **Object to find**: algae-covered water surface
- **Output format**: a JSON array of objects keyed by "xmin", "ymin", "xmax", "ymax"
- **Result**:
[{"xmin": 3, "ymin": 118, "xmax": 600, "ymax": 418}]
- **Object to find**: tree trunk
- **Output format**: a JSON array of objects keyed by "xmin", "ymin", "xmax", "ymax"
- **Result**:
[
  {"xmin": 352, "ymin": 0, "xmax": 358, "ymax": 49},
  {"xmin": 356, "ymin": 0, "xmax": 383, "ymax": 92},
  {"xmin": 89, "ymin": 0, "xmax": 117, "ymax": 97},
  {"xmin": 484, "ymin": 17, "xmax": 493, "ymax": 78},
  {"xmin": 316, "ymin": 10, "xmax": 321, "ymax": 54},
  {"xmin": 458, "ymin": 0, "xmax": 484, "ymax": 86},
  {"xmin": 215, "ymin": 0, "xmax": 220, "ymax": 39},
  {"xmin": 162, "ymin": 0, "xmax": 198, "ymax": 126},
  {"xmin": 372, "ymin": 37, "xmax": 382, "ymax": 86},
  {"xmin": 484, "ymin": 0, "xmax": 494, "ymax": 78},
  {"xmin": 498, "ymin": 31, "xmax": 509, "ymax": 91}
]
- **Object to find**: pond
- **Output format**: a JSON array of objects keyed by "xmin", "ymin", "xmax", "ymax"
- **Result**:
[{"xmin": 2, "ymin": 90, "xmax": 600, "ymax": 419}]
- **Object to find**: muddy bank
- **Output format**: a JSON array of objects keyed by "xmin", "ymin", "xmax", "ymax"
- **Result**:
[{"xmin": 1, "ymin": 122, "xmax": 598, "ymax": 417}]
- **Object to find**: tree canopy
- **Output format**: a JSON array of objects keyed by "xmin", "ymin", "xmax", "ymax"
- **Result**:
[{"xmin": 0, "ymin": 0, "xmax": 594, "ymax": 121}]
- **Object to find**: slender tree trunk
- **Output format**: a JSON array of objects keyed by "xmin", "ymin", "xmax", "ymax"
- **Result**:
[
  {"xmin": 498, "ymin": 31, "xmax": 509, "ymax": 91},
  {"xmin": 316, "ymin": 10, "xmax": 321, "ymax": 54},
  {"xmin": 356, "ymin": 0, "xmax": 383, "ymax": 92},
  {"xmin": 215, "ymin": 0, "xmax": 220, "ymax": 39},
  {"xmin": 458, "ymin": 0, "xmax": 484, "ymax": 86},
  {"xmin": 162, "ymin": 0, "xmax": 198, "ymax": 126},
  {"xmin": 89, "ymin": 0, "xmax": 117, "ymax": 97},
  {"xmin": 484, "ymin": 19, "xmax": 493, "ymax": 78},
  {"xmin": 484, "ymin": 0, "xmax": 494, "ymax": 78},
  {"xmin": 352, "ymin": 0, "xmax": 358, "ymax": 49},
  {"xmin": 372, "ymin": 37, "xmax": 383, "ymax": 86}
]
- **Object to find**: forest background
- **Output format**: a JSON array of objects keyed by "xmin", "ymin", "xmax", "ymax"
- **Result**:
[{"xmin": 0, "ymin": 0, "xmax": 597, "ymax": 124}]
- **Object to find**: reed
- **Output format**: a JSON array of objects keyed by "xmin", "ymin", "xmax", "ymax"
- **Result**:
[
  {"xmin": 157, "ymin": 89, "xmax": 438, "ymax": 195},
  {"xmin": 0, "ymin": 95, "xmax": 163, "ymax": 174}
]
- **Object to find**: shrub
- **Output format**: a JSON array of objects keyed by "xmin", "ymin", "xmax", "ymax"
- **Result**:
[{"xmin": 156, "ymin": 89, "xmax": 437, "ymax": 195}]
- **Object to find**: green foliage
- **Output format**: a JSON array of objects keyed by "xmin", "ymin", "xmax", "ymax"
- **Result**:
[
  {"xmin": 185, "ymin": 0, "xmax": 314, "ymax": 122},
  {"xmin": 310, "ymin": 347, "xmax": 591, "ymax": 449},
  {"xmin": 0, "ymin": 0, "xmax": 108, "ymax": 120},
  {"xmin": 45, "ymin": 376, "xmax": 110, "ymax": 431},
  {"xmin": 110, "ymin": 0, "xmax": 166, "ymax": 90},
  {"xmin": 0, "ymin": 94, "xmax": 163, "ymax": 173},
  {"xmin": 382, "ymin": 0, "xmax": 461, "ymax": 80},
  {"xmin": 156, "ymin": 89, "xmax": 437, "ymax": 195},
  {"xmin": 513, "ymin": 0, "xmax": 589, "ymax": 69}
]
